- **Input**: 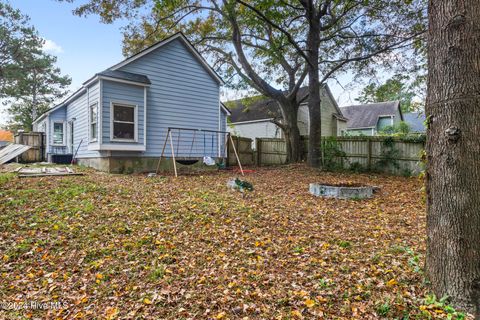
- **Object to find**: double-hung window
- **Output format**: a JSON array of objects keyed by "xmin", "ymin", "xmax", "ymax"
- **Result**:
[
  {"xmin": 90, "ymin": 103, "xmax": 98, "ymax": 141},
  {"xmin": 111, "ymin": 103, "xmax": 136, "ymax": 141},
  {"xmin": 52, "ymin": 122, "xmax": 65, "ymax": 145}
]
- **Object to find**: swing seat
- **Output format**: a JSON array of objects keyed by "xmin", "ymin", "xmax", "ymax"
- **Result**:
[{"xmin": 176, "ymin": 159, "xmax": 199, "ymax": 165}]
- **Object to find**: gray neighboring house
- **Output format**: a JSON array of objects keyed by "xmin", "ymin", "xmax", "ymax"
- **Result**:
[
  {"xmin": 32, "ymin": 33, "xmax": 229, "ymax": 172},
  {"xmin": 227, "ymin": 85, "xmax": 348, "ymax": 147},
  {"xmin": 403, "ymin": 112, "xmax": 426, "ymax": 133},
  {"xmin": 340, "ymin": 101, "xmax": 403, "ymax": 136}
]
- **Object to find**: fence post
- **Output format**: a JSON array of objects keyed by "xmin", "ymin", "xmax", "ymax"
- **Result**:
[
  {"xmin": 256, "ymin": 138, "xmax": 261, "ymax": 166},
  {"xmin": 367, "ymin": 138, "xmax": 373, "ymax": 170}
]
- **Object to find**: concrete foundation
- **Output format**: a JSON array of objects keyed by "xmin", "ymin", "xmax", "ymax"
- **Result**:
[
  {"xmin": 77, "ymin": 157, "xmax": 224, "ymax": 174},
  {"xmin": 309, "ymin": 183, "xmax": 374, "ymax": 199}
]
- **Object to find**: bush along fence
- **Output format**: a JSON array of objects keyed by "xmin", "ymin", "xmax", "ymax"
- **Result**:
[
  {"xmin": 314, "ymin": 135, "xmax": 426, "ymax": 176},
  {"xmin": 228, "ymin": 135, "xmax": 426, "ymax": 176}
]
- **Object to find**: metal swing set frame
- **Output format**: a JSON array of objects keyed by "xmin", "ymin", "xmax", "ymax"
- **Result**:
[{"xmin": 156, "ymin": 127, "xmax": 244, "ymax": 177}]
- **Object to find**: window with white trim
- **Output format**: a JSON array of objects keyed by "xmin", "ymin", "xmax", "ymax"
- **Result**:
[
  {"xmin": 53, "ymin": 122, "xmax": 65, "ymax": 145},
  {"xmin": 90, "ymin": 103, "xmax": 98, "ymax": 141},
  {"xmin": 112, "ymin": 103, "xmax": 136, "ymax": 141}
]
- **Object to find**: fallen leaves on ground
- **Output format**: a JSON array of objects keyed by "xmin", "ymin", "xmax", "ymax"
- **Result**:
[{"xmin": 0, "ymin": 164, "xmax": 470, "ymax": 319}]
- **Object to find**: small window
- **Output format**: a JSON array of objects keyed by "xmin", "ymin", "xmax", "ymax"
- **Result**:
[
  {"xmin": 53, "ymin": 122, "xmax": 64, "ymax": 145},
  {"xmin": 112, "ymin": 104, "xmax": 136, "ymax": 141},
  {"xmin": 90, "ymin": 103, "xmax": 98, "ymax": 141}
]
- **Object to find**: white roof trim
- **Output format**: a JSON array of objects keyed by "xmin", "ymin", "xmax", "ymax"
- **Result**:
[
  {"xmin": 231, "ymin": 118, "xmax": 275, "ymax": 125},
  {"xmin": 84, "ymin": 75, "xmax": 150, "ymax": 88},
  {"xmin": 220, "ymin": 104, "xmax": 231, "ymax": 115},
  {"xmin": 346, "ymin": 126, "xmax": 376, "ymax": 130},
  {"xmin": 32, "ymin": 87, "xmax": 87, "ymax": 125},
  {"xmin": 110, "ymin": 33, "xmax": 224, "ymax": 85}
]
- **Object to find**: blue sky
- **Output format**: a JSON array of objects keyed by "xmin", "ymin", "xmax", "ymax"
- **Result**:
[
  {"xmin": 9, "ymin": 0, "xmax": 127, "ymax": 89},
  {"xmin": 1, "ymin": 0, "xmax": 129, "ymax": 125},
  {"xmin": 1, "ymin": 0, "xmax": 361, "ymax": 126}
]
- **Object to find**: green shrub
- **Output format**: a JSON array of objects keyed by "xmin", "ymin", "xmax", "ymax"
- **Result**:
[{"xmin": 321, "ymin": 137, "xmax": 346, "ymax": 170}]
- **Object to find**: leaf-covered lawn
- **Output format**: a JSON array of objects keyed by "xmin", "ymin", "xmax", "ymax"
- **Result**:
[{"xmin": 0, "ymin": 165, "xmax": 468, "ymax": 319}]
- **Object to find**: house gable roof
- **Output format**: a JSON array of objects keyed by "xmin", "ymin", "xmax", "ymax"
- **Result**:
[
  {"xmin": 227, "ymin": 85, "xmax": 344, "ymax": 123},
  {"xmin": 340, "ymin": 101, "xmax": 402, "ymax": 129},
  {"xmin": 110, "ymin": 32, "xmax": 224, "ymax": 85},
  {"xmin": 34, "ymin": 33, "xmax": 220, "ymax": 125}
]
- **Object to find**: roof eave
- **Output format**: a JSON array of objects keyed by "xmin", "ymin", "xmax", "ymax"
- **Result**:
[
  {"xmin": 32, "ymin": 87, "xmax": 87, "ymax": 125},
  {"xmin": 220, "ymin": 103, "xmax": 231, "ymax": 115}
]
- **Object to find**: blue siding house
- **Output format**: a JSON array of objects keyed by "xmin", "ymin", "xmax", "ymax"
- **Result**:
[{"xmin": 33, "ymin": 33, "xmax": 230, "ymax": 172}]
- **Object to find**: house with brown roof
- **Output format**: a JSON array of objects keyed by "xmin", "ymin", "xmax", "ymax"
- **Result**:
[
  {"xmin": 340, "ymin": 101, "xmax": 403, "ymax": 136},
  {"xmin": 0, "ymin": 130, "xmax": 13, "ymax": 148},
  {"xmin": 227, "ymin": 85, "xmax": 347, "ymax": 147}
]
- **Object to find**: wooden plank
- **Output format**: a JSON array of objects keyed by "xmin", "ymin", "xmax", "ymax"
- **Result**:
[{"xmin": 18, "ymin": 173, "xmax": 84, "ymax": 178}]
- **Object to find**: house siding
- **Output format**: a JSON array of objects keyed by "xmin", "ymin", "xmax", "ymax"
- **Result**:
[
  {"xmin": 33, "ymin": 118, "xmax": 47, "ymax": 133},
  {"xmin": 65, "ymin": 82, "xmax": 102, "ymax": 158},
  {"xmin": 345, "ymin": 128, "xmax": 375, "ymax": 136},
  {"xmin": 220, "ymin": 108, "xmax": 227, "ymax": 156},
  {"xmin": 229, "ymin": 120, "xmax": 282, "ymax": 149},
  {"xmin": 337, "ymin": 120, "xmax": 347, "ymax": 136},
  {"xmin": 48, "ymin": 107, "xmax": 67, "ymax": 156},
  {"xmin": 377, "ymin": 116, "xmax": 394, "ymax": 131},
  {"xmin": 101, "ymin": 80, "xmax": 145, "ymax": 145},
  {"xmin": 229, "ymin": 86, "xmax": 341, "ymax": 145},
  {"xmin": 117, "ymin": 38, "xmax": 220, "ymax": 157}
]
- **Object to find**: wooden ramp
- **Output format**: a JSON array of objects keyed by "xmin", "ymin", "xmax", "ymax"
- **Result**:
[{"xmin": 0, "ymin": 144, "xmax": 31, "ymax": 165}]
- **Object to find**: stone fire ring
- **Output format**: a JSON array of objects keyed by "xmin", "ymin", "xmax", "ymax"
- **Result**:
[{"xmin": 309, "ymin": 183, "xmax": 375, "ymax": 199}]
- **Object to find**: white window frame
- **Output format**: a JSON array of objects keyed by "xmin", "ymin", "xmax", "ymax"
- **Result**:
[
  {"xmin": 110, "ymin": 101, "xmax": 138, "ymax": 142},
  {"xmin": 52, "ymin": 121, "xmax": 66, "ymax": 146},
  {"xmin": 89, "ymin": 102, "xmax": 98, "ymax": 142}
]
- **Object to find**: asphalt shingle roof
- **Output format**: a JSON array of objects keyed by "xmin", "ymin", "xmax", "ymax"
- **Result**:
[
  {"xmin": 228, "ymin": 86, "xmax": 344, "ymax": 123},
  {"xmin": 340, "ymin": 101, "xmax": 401, "ymax": 129},
  {"xmin": 98, "ymin": 70, "xmax": 151, "ymax": 84}
]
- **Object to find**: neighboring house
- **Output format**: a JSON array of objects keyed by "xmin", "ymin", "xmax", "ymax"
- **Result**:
[
  {"xmin": 340, "ymin": 101, "xmax": 403, "ymax": 136},
  {"xmin": 403, "ymin": 112, "xmax": 426, "ymax": 133},
  {"xmin": 0, "ymin": 130, "xmax": 13, "ymax": 148},
  {"xmin": 227, "ymin": 85, "xmax": 348, "ymax": 147},
  {"xmin": 33, "ymin": 33, "xmax": 229, "ymax": 172}
]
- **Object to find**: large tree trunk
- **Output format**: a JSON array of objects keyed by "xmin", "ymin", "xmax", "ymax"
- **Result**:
[
  {"xmin": 306, "ymin": 7, "xmax": 322, "ymax": 167},
  {"xmin": 426, "ymin": 0, "xmax": 480, "ymax": 314},
  {"xmin": 307, "ymin": 80, "xmax": 321, "ymax": 167},
  {"xmin": 282, "ymin": 112, "xmax": 302, "ymax": 163},
  {"xmin": 277, "ymin": 100, "xmax": 302, "ymax": 163}
]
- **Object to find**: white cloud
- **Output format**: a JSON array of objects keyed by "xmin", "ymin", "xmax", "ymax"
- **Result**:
[{"xmin": 42, "ymin": 39, "xmax": 64, "ymax": 54}]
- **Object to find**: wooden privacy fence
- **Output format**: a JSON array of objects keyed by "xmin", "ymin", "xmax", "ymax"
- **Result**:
[
  {"xmin": 254, "ymin": 136, "xmax": 425, "ymax": 175},
  {"xmin": 255, "ymin": 137, "xmax": 287, "ymax": 166},
  {"xmin": 14, "ymin": 132, "xmax": 45, "ymax": 163},
  {"xmin": 227, "ymin": 136, "xmax": 254, "ymax": 166}
]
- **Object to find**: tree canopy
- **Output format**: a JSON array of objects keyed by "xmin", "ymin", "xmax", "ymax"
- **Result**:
[
  {"xmin": 356, "ymin": 74, "xmax": 424, "ymax": 113},
  {"xmin": 0, "ymin": 1, "xmax": 41, "ymax": 99},
  {"xmin": 63, "ymin": 0, "xmax": 426, "ymax": 165},
  {"xmin": 0, "ymin": 1, "xmax": 71, "ymax": 131}
]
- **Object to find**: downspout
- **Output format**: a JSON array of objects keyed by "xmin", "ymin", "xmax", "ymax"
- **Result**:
[
  {"xmin": 99, "ymin": 79, "xmax": 103, "ymax": 147},
  {"xmin": 144, "ymin": 86, "xmax": 147, "ymax": 148},
  {"xmin": 218, "ymin": 90, "xmax": 221, "ymax": 157},
  {"xmin": 46, "ymin": 115, "xmax": 50, "ymax": 162}
]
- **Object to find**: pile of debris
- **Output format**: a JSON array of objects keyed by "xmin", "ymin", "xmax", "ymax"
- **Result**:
[{"xmin": 14, "ymin": 166, "xmax": 83, "ymax": 178}]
